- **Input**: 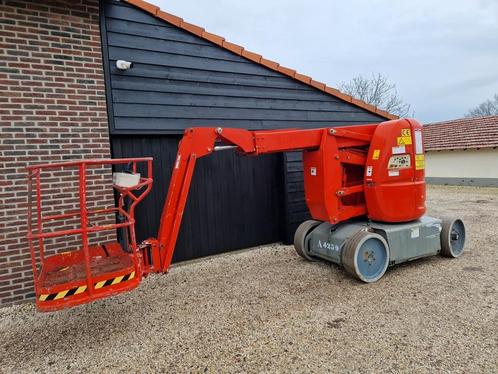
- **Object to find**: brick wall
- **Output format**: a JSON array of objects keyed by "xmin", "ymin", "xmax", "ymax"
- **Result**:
[{"xmin": 0, "ymin": 0, "xmax": 115, "ymax": 307}]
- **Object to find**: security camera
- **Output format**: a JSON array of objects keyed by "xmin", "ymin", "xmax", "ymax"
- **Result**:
[{"xmin": 116, "ymin": 60, "xmax": 133, "ymax": 70}]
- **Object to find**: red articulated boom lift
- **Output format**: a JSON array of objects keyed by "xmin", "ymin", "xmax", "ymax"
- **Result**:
[{"xmin": 26, "ymin": 119, "xmax": 466, "ymax": 312}]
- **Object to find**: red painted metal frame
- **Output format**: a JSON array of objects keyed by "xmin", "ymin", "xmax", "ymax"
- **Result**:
[
  {"xmin": 155, "ymin": 124, "xmax": 378, "ymax": 273},
  {"xmin": 26, "ymin": 158, "xmax": 153, "ymax": 311},
  {"xmin": 25, "ymin": 119, "xmax": 425, "ymax": 311}
]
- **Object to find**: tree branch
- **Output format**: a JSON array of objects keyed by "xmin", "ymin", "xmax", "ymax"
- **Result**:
[{"xmin": 339, "ymin": 73, "xmax": 411, "ymax": 117}]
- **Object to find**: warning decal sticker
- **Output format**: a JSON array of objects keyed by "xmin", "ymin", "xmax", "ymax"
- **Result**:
[
  {"xmin": 392, "ymin": 145, "xmax": 405, "ymax": 154},
  {"xmin": 411, "ymin": 227, "xmax": 420, "ymax": 238},
  {"xmin": 415, "ymin": 154, "xmax": 425, "ymax": 170},
  {"xmin": 401, "ymin": 129, "xmax": 411, "ymax": 137},
  {"xmin": 372, "ymin": 149, "xmax": 380, "ymax": 160},
  {"xmin": 397, "ymin": 136, "xmax": 412, "ymax": 145},
  {"xmin": 397, "ymin": 128, "xmax": 412, "ymax": 146}
]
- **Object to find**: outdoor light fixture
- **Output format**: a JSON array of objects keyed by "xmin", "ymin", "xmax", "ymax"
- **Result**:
[{"xmin": 116, "ymin": 60, "xmax": 133, "ymax": 70}]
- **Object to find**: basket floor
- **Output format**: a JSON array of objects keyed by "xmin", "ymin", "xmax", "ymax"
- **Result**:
[{"xmin": 39, "ymin": 243, "xmax": 134, "ymax": 289}]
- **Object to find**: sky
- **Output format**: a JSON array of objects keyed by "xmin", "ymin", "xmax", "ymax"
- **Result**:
[{"xmin": 154, "ymin": 0, "xmax": 498, "ymax": 123}]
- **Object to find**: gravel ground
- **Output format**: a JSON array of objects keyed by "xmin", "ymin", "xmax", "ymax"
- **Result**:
[{"xmin": 1, "ymin": 185, "xmax": 497, "ymax": 373}]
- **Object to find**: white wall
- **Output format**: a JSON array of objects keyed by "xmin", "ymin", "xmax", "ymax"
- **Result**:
[{"xmin": 425, "ymin": 148, "xmax": 498, "ymax": 178}]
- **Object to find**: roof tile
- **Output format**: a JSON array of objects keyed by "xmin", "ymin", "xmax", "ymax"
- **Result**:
[
  {"xmin": 277, "ymin": 66, "xmax": 296, "ymax": 77},
  {"xmin": 424, "ymin": 115, "xmax": 498, "ymax": 151},
  {"xmin": 310, "ymin": 80, "xmax": 325, "ymax": 90},
  {"xmin": 201, "ymin": 31, "xmax": 224, "ymax": 45},
  {"xmin": 362, "ymin": 102, "xmax": 377, "ymax": 113},
  {"xmin": 376, "ymin": 108, "xmax": 390, "ymax": 118},
  {"xmin": 242, "ymin": 50, "xmax": 262, "ymax": 63},
  {"xmin": 123, "ymin": 0, "xmax": 398, "ymax": 120},
  {"xmin": 260, "ymin": 58, "xmax": 279, "ymax": 70},
  {"xmin": 294, "ymin": 73, "xmax": 312, "ymax": 84},
  {"xmin": 222, "ymin": 40, "xmax": 244, "ymax": 54},
  {"xmin": 335, "ymin": 92, "xmax": 352, "ymax": 102},
  {"xmin": 156, "ymin": 10, "xmax": 182, "ymax": 26},
  {"xmin": 324, "ymin": 86, "xmax": 340, "ymax": 95},
  {"xmin": 352, "ymin": 98, "xmax": 365, "ymax": 107},
  {"xmin": 126, "ymin": 0, "xmax": 159, "ymax": 15},
  {"xmin": 180, "ymin": 21, "xmax": 204, "ymax": 36}
]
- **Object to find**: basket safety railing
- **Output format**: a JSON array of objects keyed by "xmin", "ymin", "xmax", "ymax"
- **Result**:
[{"xmin": 26, "ymin": 158, "xmax": 153, "ymax": 302}]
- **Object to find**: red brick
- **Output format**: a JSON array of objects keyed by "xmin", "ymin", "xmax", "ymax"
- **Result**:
[{"xmin": 0, "ymin": 0, "xmax": 114, "ymax": 308}]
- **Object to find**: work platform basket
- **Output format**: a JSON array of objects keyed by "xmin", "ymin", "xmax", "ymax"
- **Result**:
[{"xmin": 26, "ymin": 158, "xmax": 153, "ymax": 311}]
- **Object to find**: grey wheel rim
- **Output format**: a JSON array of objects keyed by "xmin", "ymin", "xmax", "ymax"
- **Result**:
[
  {"xmin": 441, "ymin": 218, "xmax": 466, "ymax": 258},
  {"xmin": 448, "ymin": 219, "xmax": 465, "ymax": 256},
  {"xmin": 342, "ymin": 230, "xmax": 389, "ymax": 283}
]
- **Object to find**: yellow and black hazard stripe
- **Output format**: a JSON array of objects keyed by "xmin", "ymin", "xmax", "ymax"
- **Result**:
[
  {"xmin": 39, "ymin": 285, "xmax": 87, "ymax": 301},
  {"xmin": 39, "ymin": 271, "xmax": 135, "ymax": 302},
  {"xmin": 94, "ymin": 271, "xmax": 135, "ymax": 289}
]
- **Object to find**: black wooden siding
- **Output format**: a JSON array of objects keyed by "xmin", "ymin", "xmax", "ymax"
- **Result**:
[
  {"xmin": 102, "ymin": 0, "xmax": 387, "ymax": 256},
  {"xmin": 112, "ymin": 135, "xmax": 284, "ymax": 262}
]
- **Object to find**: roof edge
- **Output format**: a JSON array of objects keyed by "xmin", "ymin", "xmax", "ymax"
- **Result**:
[
  {"xmin": 426, "ymin": 145, "xmax": 498, "ymax": 151},
  {"xmin": 424, "ymin": 114, "xmax": 498, "ymax": 127},
  {"xmin": 123, "ymin": 0, "xmax": 398, "ymax": 120}
]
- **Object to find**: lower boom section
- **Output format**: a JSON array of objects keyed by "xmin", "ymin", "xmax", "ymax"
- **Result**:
[{"xmin": 294, "ymin": 215, "xmax": 466, "ymax": 282}]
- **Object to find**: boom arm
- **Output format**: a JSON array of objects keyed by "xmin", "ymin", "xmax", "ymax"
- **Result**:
[{"xmin": 155, "ymin": 125, "xmax": 376, "ymax": 272}]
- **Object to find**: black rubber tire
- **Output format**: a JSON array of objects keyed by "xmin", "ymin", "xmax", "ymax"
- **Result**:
[
  {"xmin": 440, "ymin": 217, "xmax": 466, "ymax": 258},
  {"xmin": 294, "ymin": 220, "xmax": 321, "ymax": 261},
  {"xmin": 342, "ymin": 229, "xmax": 389, "ymax": 283}
]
